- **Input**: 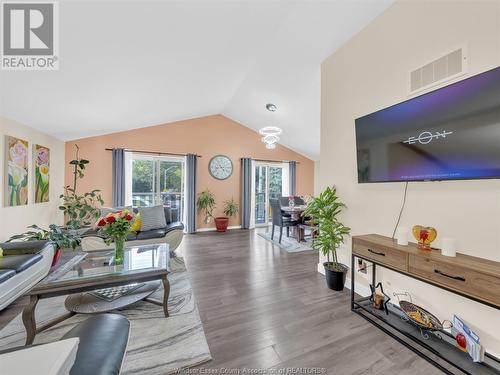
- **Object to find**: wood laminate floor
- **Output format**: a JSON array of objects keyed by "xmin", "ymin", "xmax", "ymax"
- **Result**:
[{"xmin": 179, "ymin": 228, "xmax": 444, "ymax": 374}]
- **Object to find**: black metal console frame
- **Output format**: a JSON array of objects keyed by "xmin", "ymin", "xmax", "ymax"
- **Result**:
[{"xmin": 351, "ymin": 253, "xmax": 500, "ymax": 375}]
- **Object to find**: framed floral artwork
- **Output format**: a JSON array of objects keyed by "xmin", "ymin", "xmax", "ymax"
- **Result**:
[
  {"xmin": 34, "ymin": 144, "xmax": 50, "ymax": 203},
  {"xmin": 5, "ymin": 136, "xmax": 29, "ymax": 206}
]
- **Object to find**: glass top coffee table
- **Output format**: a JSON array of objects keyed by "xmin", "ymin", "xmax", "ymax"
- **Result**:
[{"xmin": 22, "ymin": 243, "xmax": 170, "ymax": 345}]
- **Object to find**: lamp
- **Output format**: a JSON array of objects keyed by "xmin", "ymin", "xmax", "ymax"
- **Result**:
[{"xmin": 259, "ymin": 126, "xmax": 282, "ymax": 149}]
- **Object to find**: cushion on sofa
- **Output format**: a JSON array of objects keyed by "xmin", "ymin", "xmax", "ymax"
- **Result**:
[
  {"xmin": 0, "ymin": 254, "xmax": 43, "ymax": 273},
  {"xmin": 61, "ymin": 314, "xmax": 130, "ymax": 375},
  {"xmin": 138, "ymin": 205, "xmax": 167, "ymax": 231},
  {"xmin": 0, "ymin": 270, "xmax": 16, "ymax": 284},
  {"xmin": 0, "ymin": 240, "xmax": 49, "ymax": 256}
]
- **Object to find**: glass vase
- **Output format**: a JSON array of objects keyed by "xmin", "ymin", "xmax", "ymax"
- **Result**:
[{"xmin": 114, "ymin": 237, "xmax": 126, "ymax": 265}]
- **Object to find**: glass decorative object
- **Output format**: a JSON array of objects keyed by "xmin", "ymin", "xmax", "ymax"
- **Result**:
[{"xmin": 412, "ymin": 225, "xmax": 437, "ymax": 251}]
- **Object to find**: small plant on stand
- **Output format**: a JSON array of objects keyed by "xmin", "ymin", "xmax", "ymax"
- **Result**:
[
  {"xmin": 96, "ymin": 209, "xmax": 135, "ymax": 265},
  {"xmin": 197, "ymin": 190, "xmax": 216, "ymax": 224},
  {"xmin": 215, "ymin": 198, "xmax": 239, "ymax": 232}
]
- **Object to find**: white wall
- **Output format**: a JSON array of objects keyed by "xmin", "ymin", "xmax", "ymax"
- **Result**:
[
  {"xmin": 0, "ymin": 117, "xmax": 65, "ymax": 241},
  {"xmin": 320, "ymin": 0, "xmax": 500, "ymax": 356},
  {"xmin": 314, "ymin": 161, "xmax": 321, "ymax": 195}
]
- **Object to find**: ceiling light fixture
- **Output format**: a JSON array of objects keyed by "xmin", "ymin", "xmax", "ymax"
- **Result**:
[
  {"xmin": 259, "ymin": 126, "xmax": 282, "ymax": 149},
  {"xmin": 266, "ymin": 103, "xmax": 277, "ymax": 112}
]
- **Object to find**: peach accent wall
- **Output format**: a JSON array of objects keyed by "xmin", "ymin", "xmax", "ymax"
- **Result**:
[{"xmin": 65, "ymin": 115, "xmax": 314, "ymax": 229}]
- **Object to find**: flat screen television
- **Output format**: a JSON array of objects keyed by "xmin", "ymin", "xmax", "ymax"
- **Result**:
[{"xmin": 355, "ymin": 66, "xmax": 500, "ymax": 183}]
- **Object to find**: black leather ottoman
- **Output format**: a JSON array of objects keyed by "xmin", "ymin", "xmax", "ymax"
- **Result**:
[
  {"xmin": 0, "ymin": 314, "xmax": 130, "ymax": 375},
  {"xmin": 62, "ymin": 314, "xmax": 130, "ymax": 375}
]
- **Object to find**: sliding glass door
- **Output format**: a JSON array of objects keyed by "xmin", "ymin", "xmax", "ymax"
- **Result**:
[
  {"xmin": 254, "ymin": 163, "xmax": 285, "ymax": 225},
  {"xmin": 130, "ymin": 155, "xmax": 185, "ymax": 221}
]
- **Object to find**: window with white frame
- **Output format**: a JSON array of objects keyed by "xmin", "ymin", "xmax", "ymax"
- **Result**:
[{"xmin": 125, "ymin": 153, "xmax": 185, "ymax": 222}]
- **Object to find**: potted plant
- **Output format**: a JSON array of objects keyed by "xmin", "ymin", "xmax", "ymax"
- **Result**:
[
  {"xmin": 59, "ymin": 145, "xmax": 104, "ymax": 234},
  {"xmin": 96, "ymin": 209, "xmax": 135, "ymax": 265},
  {"xmin": 215, "ymin": 198, "xmax": 239, "ymax": 232},
  {"xmin": 8, "ymin": 224, "xmax": 81, "ymax": 266},
  {"xmin": 303, "ymin": 186, "xmax": 351, "ymax": 291},
  {"xmin": 197, "ymin": 190, "xmax": 216, "ymax": 224}
]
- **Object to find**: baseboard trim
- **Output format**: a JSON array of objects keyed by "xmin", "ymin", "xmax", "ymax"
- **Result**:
[
  {"xmin": 317, "ymin": 263, "xmax": 371, "ymax": 297},
  {"xmin": 196, "ymin": 225, "xmax": 242, "ymax": 233}
]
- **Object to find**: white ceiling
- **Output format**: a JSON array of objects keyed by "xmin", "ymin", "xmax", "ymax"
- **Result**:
[{"xmin": 0, "ymin": 0, "xmax": 393, "ymax": 160}]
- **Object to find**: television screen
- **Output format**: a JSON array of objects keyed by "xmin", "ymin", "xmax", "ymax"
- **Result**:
[{"xmin": 355, "ymin": 66, "xmax": 500, "ymax": 183}]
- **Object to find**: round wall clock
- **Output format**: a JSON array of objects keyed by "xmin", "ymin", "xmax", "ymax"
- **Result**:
[{"xmin": 209, "ymin": 155, "xmax": 233, "ymax": 180}]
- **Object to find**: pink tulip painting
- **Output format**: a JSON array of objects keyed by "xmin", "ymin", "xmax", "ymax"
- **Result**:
[
  {"xmin": 34, "ymin": 144, "xmax": 50, "ymax": 203},
  {"xmin": 6, "ymin": 136, "xmax": 29, "ymax": 206}
]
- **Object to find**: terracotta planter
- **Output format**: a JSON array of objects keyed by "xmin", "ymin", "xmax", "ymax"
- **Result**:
[
  {"xmin": 214, "ymin": 217, "xmax": 229, "ymax": 232},
  {"xmin": 51, "ymin": 248, "xmax": 62, "ymax": 267}
]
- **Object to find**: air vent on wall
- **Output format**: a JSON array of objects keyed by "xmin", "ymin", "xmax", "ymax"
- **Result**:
[{"xmin": 409, "ymin": 47, "xmax": 467, "ymax": 94}]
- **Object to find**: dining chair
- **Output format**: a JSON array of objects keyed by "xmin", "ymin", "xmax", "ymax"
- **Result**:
[{"xmin": 270, "ymin": 198, "xmax": 299, "ymax": 243}]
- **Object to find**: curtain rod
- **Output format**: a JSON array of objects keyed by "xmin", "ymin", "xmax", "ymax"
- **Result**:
[
  {"xmin": 105, "ymin": 148, "xmax": 201, "ymax": 158},
  {"xmin": 242, "ymin": 157, "xmax": 299, "ymax": 164}
]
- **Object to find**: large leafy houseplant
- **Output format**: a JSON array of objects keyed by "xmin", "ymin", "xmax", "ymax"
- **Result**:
[
  {"xmin": 197, "ymin": 190, "xmax": 216, "ymax": 224},
  {"xmin": 8, "ymin": 224, "xmax": 82, "ymax": 266},
  {"xmin": 59, "ymin": 145, "xmax": 104, "ymax": 230},
  {"xmin": 304, "ymin": 186, "xmax": 351, "ymax": 290},
  {"xmin": 8, "ymin": 224, "xmax": 81, "ymax": 250},
  {"xmin": 223, "ymin": 198, "xmax": 239, "ymax": 218}
]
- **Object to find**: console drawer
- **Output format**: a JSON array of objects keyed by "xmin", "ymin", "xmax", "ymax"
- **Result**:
[
  {"xmin": 409, "ymin": 254, "xmax": 500, "ymax": 306},
  {"xmin": 353, "ymin": 242, "xmax": 407, "ymax": 271}
]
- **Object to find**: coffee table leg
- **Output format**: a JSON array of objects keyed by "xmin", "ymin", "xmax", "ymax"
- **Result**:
[
  {"xmin": 22, "ymin": 295, "xmax": 39, "ymax": 345},
  {"xmin": 162, "ymin": 275, "xmax": 170, "ymax": 318}
]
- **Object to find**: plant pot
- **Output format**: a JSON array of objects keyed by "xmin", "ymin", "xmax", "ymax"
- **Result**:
[
  {"xmin": 323, "ymin": 262, "xmax": 348, "ymax": 291},
  {"xmin": 214, "ymin": 217, "xmax": 229, "ymax": 232},
  {"xmin": 51, "ymin": 248, "xmax": 62, "ymax": 267}
]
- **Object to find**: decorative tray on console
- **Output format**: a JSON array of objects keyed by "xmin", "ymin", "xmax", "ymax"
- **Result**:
[{"xmin": 394, "ymin": 292, "xmax": 452, "ymax": 333}]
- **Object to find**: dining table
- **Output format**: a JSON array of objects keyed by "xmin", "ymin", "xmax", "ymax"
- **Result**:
[{"xmin": 281, "ymin": 205, "xmax": 307, "ymax": 242}]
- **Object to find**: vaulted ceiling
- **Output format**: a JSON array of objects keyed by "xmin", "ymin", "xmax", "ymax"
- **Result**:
[{"xmin": 0, "ymin": 0, "xmax": 393, "ymax": 160}]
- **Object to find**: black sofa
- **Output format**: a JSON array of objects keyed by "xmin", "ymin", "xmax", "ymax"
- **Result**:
[
  {"xmin": 0, "ymin": 241, "xmax": 55, "ymax": 311},
  {"xmin": 81, "ymin": 206, "xmax": 184, "ymax": 252}
]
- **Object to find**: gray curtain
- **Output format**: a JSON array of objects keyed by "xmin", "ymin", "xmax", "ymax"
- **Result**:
[
  {"xmin": 241, "ymin": 158, "xmax": 252, "ymax": 229},
  {"xmin": 185, "ymin": 154, "xmax": 197, "ymax": 234},
  {"xmin": 289, "ymin": 161, "xmax": 297, "ymax": 196},
  {"xmin": 112, "ymin": 148, "xmax": 125, "ymax": 207}
]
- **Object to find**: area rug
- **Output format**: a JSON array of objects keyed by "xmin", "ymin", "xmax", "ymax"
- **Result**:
[
  {"xmin": 258, "ymin": 227, "xmax": 317, "ymax": 253},
  {"xmin": 0, "ymin": 257, "xmax": 212, "ymax": 375}
]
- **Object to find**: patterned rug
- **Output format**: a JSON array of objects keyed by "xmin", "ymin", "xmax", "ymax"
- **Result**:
[
  {"xmin": 0, "ymin": 257, "xmax": 212, "ymax": 374},
  {"xmin": 258, "ymin": 227, "xmax": 316, "ymax": 253}
]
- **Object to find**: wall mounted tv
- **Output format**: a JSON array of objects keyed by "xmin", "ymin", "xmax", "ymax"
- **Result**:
[{"xmin": 355, "ymin": 66, "xmax": 500, "ymax": 183}]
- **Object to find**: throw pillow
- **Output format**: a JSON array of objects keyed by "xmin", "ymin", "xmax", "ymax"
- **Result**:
[
  {"xmin": 130, "ymin": 213, "xmax": 142, "ymax": 232},
  {"xmin": 100, "ymin": 206, "xmax": 133, "ymax": 217},
  {"xmin": 138, "ymin": 205, "xmax": 167, "ymax": 231}
]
